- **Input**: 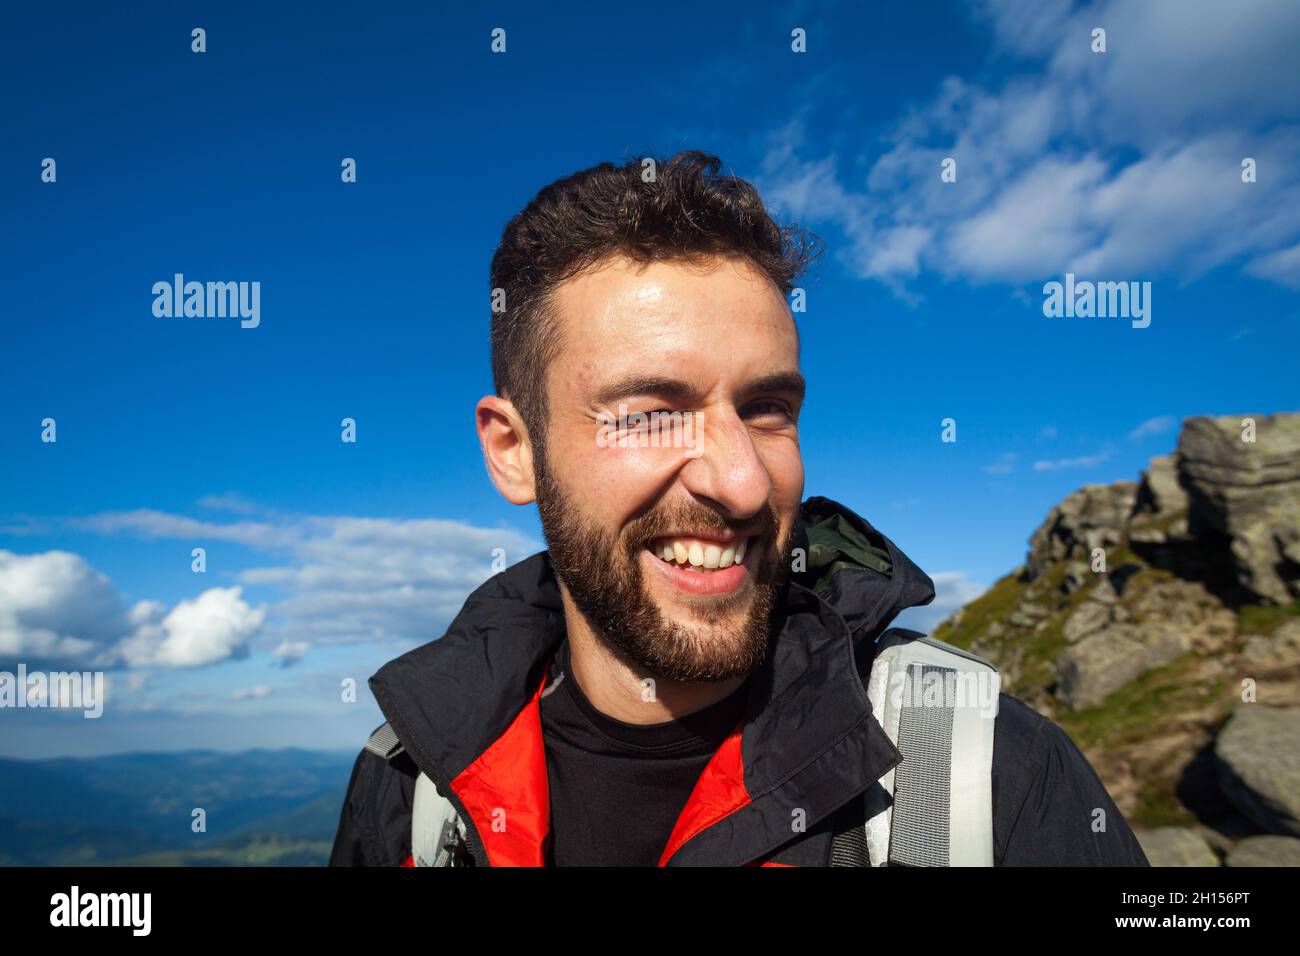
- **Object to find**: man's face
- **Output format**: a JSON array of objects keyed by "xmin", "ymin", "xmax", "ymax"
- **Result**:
[{"xmin": 532, "ymin": 254, "xmax": 805, "ymax": 683}]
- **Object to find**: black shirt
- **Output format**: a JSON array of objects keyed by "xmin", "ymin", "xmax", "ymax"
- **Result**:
[{"xmin": 538, "ymin": 640, "xmax": 748, "ymax": 866}]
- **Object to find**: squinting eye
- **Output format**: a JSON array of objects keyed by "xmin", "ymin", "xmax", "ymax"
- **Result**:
[{"xmin": 747, "ymin": 401, "xmax": 793, "ymax": 420}]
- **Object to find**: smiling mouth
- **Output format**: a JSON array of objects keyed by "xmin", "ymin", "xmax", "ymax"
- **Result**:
[{"xmin": 646, "ymin": 535, "xmax": 750, "ymax": 572}]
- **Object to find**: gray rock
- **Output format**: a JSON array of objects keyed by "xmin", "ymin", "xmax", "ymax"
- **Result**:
[
  {"xmin": 1063, "ymin": 600, "xmax": 1113, "ymax": 643},
  {"xmin": 1007, "ymin": 600, "xmax": 1051, "ymax": 628},
  {"xmin": 1062, "ymin": 561, "xmax": 1095, "ymax": 594},
  {"xmin": 1137, "ymin": 827, "xmax": 1219, "ymax": 867},
  {"xmin": 1214, "ymin": 706, "xmax": 1300, "ymax": 837},
  {"xmin": 1055, "ymin": 624, "xmax": 1187, "ymax": 709},
  {"xmin": 1128, "ymin": 526, "xmax": 1169, "ymax": 546},
  {"xmin": 1135, "ymin": 454, "xmax": 1190, "ymax": 518},
  {"xmin": 1126, "ymin": 577, "xmax": 1237, "ymax": 655},
  {"xmin": 1178, "ymin": 413, "xmax": 1300, "ymax": 604},
  {"xmin": 1225, "ymin": 835, "xmax": 1300, "ymax": 866},
  {"xmin": 1092, "ymin": 577, "xmax": 1120, "ymax": 603},
  {"xmin": 1025, "ymin": 483, "xmax": 1139, "ymax": 581},
  {"xmin": 1240, "ymin": 619, "xmax": 1300, "ymax": 671}
]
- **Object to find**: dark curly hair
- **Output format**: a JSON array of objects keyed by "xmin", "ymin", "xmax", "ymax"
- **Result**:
[{"xmin": 488, "ymin": 150, "xmax": 822, "ymax": 453}]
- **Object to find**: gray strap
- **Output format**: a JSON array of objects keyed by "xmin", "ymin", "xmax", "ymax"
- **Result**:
[
  {"xmin": 364, "ymin": 722, "xmax": 403, "ymax": 760},
  {"xmin": 888, "ymin": 664, "xmax": 955, "ymax": 866},
  {"xmin": 363, "ymin": 723, "xmax": 467, "ymax": 866},
  {"xmin": 863, "ymin": 629, "xmax": 999, "ymax": 867}
]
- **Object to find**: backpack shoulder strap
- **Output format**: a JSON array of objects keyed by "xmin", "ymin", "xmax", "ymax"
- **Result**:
[
  {"xmin": 365, "ymin": 721, "xmax": 404, "ymax": 759},
  {"xmin": 366, "ymin": 722, "xmax": 467, "ymax": 867},
  {"xmin": 861, "ymin": 628, "xmax": 1000, "ymax": 867},
  {"xmin": 411, "ymin": 772, "xmax": 467, "ymax": 867}
]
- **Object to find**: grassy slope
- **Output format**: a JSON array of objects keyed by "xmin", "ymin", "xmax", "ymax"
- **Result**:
[{"xmin": 931, "ymin": 539, "xmax": 1300, "ymax": 828}]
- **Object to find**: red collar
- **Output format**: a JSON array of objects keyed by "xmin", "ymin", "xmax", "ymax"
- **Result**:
[{"xmin": 444, "ymin": 659, "xmax": 750, "ymax": 867}]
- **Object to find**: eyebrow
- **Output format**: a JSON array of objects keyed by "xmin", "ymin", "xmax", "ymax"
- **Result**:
[
  {"xmin": 592, "ymin": 371, "xmax": 805, "ymax": 407},
  {"xmin": 746, "ymin": 372, "xmax": 806, "ymax": 404}
]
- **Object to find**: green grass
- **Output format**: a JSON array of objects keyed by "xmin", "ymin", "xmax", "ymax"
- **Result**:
[
  {"xmin": 1058, "ymin": 652, "xmax": 1221, "ymax": 751},
  {"xmin": 932, "ymin": 571, "xmax": 1027, "ymax": 650},
  {"xmin": 1132, "ymin": 781, "xmax": 1200, "ymax": 829},
  {"xmin": 1057, "ymin": 652, "xmax": 1232, "ymax": 830},
  {"xmin": 1237, "ymin": 600, "xmax": 1300, "ymax": 635},
  {"xmin": 112, "ymin": 835, "xmax": 331, "ymax": 867},
  {"xmin": 1127, "ymin": 508, "xmax": 1188, "ymax": 536}
]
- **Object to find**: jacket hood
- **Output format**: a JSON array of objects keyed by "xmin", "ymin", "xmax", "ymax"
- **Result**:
[{"xmin": 368, "ymin": 495, "xmax": 935, "ymax": 866}]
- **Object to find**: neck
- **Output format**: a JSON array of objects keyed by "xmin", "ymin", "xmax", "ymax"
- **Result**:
[{"xmin": 559, "ymin": 593, "xmax": 746, "ymax": 724}]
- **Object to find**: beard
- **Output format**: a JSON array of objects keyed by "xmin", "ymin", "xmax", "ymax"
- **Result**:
[{"xmin": 534, "ymin": 458, "xmax": 794, "ymax": 684}]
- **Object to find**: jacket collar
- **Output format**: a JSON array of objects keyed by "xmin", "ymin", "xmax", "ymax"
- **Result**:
[{"xmin": 369, "ymin": 496, "xmax": 935, "ymax": 866}]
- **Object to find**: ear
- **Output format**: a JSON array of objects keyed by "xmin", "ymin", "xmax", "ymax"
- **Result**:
[{"xmin": 475, "ymin": 395, "xmax": 537, "ymax": 505}]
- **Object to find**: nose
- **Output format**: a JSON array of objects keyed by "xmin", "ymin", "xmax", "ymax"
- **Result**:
[{"xmin": 678, "ymin": 406, "xmax": 773, "ymax": 522}]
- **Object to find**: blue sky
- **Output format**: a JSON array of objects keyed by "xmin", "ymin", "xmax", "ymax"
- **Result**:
[{"xmin": 2, "ymin": 0, "xmax": 1298, "ymax": 757}]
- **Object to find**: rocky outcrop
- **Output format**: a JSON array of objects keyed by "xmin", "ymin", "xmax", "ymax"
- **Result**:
[
  {"xmin": 934, "ymin": 411, "xmax": 1300, "ymax": 866},
  {"xmin": 1225, "ymin": 835, "xmax": 1300, "ymax": 866},
  {"xmin": 1178, "ymin": 414, "xmax": 1300, "ymax": 605},
  {"xmin": 1214, "ymin": 706, "xmax": 1300, "ymax": 837},
  {"xmin": 1240, "ymin": 619, "xmax": 1300, "ymax": 671},
  {"xmin": 1056, "ymin": 625, "xmax": 1186, "ymax": 710},
  {"xmin": 1137, "ymin": 828, "xmax": 1219, "ymax": 867},
  {"xmin": 1054, "ymin": 577, "xmax": 1237, "ymax": 711},
  {"xmin": 1134, "ymin": 454, "xmax": 1190, "ymax": 519},
  {"xmin": 1025, "ymin": 482, "xmax": 1138, "ymax": 581}
]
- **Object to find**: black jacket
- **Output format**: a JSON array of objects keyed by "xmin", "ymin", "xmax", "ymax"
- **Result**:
[{"xmin": 330, "ymin": 496, "xmax": 1150, "ymax": 867}]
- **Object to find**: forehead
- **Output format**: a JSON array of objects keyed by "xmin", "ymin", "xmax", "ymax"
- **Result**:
[{"xmin": 545, "ymin": 255, "xmax": 798, "ymax": 394}]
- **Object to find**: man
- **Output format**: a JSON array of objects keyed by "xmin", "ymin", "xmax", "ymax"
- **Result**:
[{"xmin": 329, "ymin": 151, "xmax": 1149, "ymax": 867}]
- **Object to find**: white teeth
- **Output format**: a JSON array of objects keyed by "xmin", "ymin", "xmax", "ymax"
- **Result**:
[{"xmin": 651, "ymin": 536, "xmax": 753, "ymax": 571}]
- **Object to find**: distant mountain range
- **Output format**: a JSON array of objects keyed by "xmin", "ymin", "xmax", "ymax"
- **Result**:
[{"xmin": 0, "ymin": 748, "xmax": 354, "ymax": 866}]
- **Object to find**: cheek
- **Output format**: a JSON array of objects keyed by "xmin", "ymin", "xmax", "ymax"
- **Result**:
[
  {"xmin": 552, "ymin": 431, "xmax": 683, "ymax": 520},
  {"xmin": 759, "ymin": 438, "xmax": 805, "ymax": 508}
]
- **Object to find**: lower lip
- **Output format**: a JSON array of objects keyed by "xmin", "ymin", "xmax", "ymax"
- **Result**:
[{"xmin": 642, "ymin": 544, "xmax": 752, "ymax": 596}]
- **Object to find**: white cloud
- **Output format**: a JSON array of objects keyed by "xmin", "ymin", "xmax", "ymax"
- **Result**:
[
  {"xmin": 1033, "ymin": 450, "xmax": 1112, "ymax": 472},
  {"xmin": 118, "ymin": 587, "xmax": 266, "ymax": 668},
  {"xmin": 948, "ymin": 156, "xmax": 1109, "ymax": 281},
  {"xmin": 4, "ymin": 502, "xmax": 541, "ymax": 675},
  {"xmin": 1129, "ymin": 415, "xmax": 1178, "ymax": 440},
  {"xmin": 0, "ymin": 550, "xmax": 268, "ymax": 669},
  {"xmin": 232, "ymin": 685, "xmax": 272, "ymax": 701},
  {"xmin": 971, "ymin": 0, "xmax": 1076, "ymax": 58},
  {"xmin": 273, "ymin": 640, "xmax": 309, "ymax": 667},
  {"xmin": 0, "ymin": 551, "xmax": 129, "ymax": 662},
  {"xmin": 894, "ymin": 570, "xmax": 988, "ymax": 633},
  {"xmin": 196, "ymin": 492, "xmax": 260, "ymax": 515},
  {"xmin": 1245, "ymin": 240, "xmax": 1300, "ymax": 289},
  {"xmin": 981, "ymin": 452, "xmax": 1018, "ymax": 475},
  {"xmin": 67, "ymin": 505, "xmax": 541, "ymax": 653},
  {"xmin": 758, "ymin": 0, "xmax": 1300, "ymax": 297},
  {"xmin": 73, "ymin": 510, "xmax": 292, "ymax": 550}
]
